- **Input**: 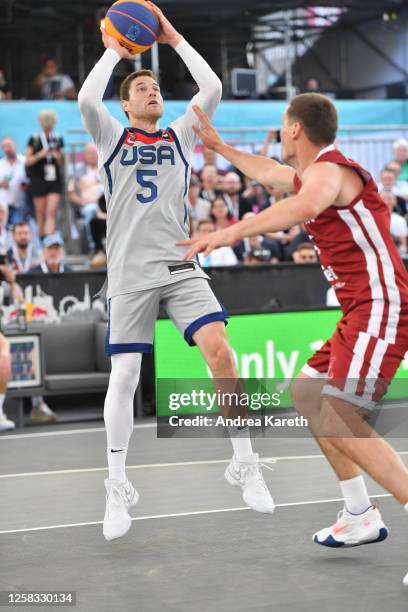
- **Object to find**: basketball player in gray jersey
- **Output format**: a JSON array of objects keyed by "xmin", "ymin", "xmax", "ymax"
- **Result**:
[{"xmin": 78, "ymin": 2, "xmax": 273, "ymax": 541}]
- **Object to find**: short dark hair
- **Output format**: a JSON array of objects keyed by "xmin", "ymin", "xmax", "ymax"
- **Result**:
[
  {"xmin": 120, "ymin": 69, "xmax": 157, "ymax": 101},
  {"xmin": 287, "ymin": 93, "xmax": 338, "ymax": 146},
  {"xmin": 295, "ymin": 241, "xmax": 315, "ymax": 253},
  {"xmin": 119, "ymin": 69, "xmax": 158, "ymax": 118},
  {"xmin": 12, "ymin": 221, "xmax": 29, "ymax": 232}
]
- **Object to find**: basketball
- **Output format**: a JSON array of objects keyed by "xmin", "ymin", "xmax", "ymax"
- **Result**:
[{"xmin": 103, "ymin": 0, "xmax": 160, "ymax": 55}]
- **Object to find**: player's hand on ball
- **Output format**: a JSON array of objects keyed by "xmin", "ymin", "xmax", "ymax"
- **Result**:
[
  {"xmin": 177, "ymin": 229, "xmax": 234, "ymax": 261},
  {"xmin": 147, "ymin": 2, "xmax": 183, "ymax": 48},
  {"xmin": 100, "ymin": 25, "xmax": 137, "ymax": 59},
  {"xmin": 192, "ymin": 105, "xmax": 223, "ymax": 153}
]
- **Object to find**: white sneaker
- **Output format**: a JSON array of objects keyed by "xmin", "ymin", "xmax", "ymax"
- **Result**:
[
  {"xmin": 403, "ymin": 571, "xmax": 408, "ymax": 587},
  {"xmin": 225, "ymin": 453, "xmax": 275, "ymax": 513},
  {"xmin": 103, "ymin": 478, "xmax": 139, "ymax": 541},
  {"xmin": 0, "ymin": 413, "xmax": 16, "ymax": 431},
  {"xmin": 313, "ymin": 504, "xmax": 388, "ymax": 548}
]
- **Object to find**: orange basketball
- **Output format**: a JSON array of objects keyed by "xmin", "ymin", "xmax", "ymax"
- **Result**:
[{"xmin": 103, "ymin": 0, "xmax": 160, "ymax": 55}]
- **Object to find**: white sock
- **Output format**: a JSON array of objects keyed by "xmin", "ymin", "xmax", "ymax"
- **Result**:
[
  {"xmin": 107, "ymin": 446, "xmax": 128, "ymax": 483},
  {"xmin": 104, "ymin": 353, "xmax": 142, "ymax": 484},
  {"xmin": 0, "ymin": 394, "xmax": 5, "ymax": 416},
  {"xmin": 228, "ymin": 425, "xmax": 253, "ymax": 460},
  {"xmin": 404, "ymin": 503, "xmax": 408, "ymax": 513},
  {"xmin": 340, "ymin": 475, "xmax": 371, "ymax": 514}
]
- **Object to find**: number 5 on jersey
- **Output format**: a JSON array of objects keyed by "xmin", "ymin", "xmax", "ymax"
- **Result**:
[{"xmin": 136, "ymin": 169, "xmax": 158, "ymax": 204}]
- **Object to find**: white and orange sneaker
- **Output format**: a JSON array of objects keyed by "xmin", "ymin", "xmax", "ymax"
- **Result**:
[{"xmin": 313, "ymin": 504, "xmax": 388, "ymax": 548}]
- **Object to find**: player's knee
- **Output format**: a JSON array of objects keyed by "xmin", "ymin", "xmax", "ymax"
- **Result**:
[
  {"xmin": 291, "ymin": 375, "xmax": 322, "ymax": 419},
  {"xmin": 206, "ymin": 340, "xmax": 236, "ymax": 376},
  {"xmin": 110, "ymin": 353, "xmax": 142, "ymax": 394}
]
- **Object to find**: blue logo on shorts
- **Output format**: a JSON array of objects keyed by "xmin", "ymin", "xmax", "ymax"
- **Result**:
[{"xmin": 127, "ymin": 25, "xmax": 141, "ymax": 42}]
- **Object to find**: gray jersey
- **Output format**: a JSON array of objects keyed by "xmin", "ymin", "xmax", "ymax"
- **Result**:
[{"xmin": 78, "ymin": 42, "xmax": 222, "ymax": 298}]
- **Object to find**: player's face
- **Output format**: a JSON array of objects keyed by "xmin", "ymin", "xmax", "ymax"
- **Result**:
[
  {"xmin": 124, "ymin": 77, "xmax": 164, "ymax": 122},
  {"xmin": 280, "ymin": 111, "xmax": 297, "ymax": 165}
]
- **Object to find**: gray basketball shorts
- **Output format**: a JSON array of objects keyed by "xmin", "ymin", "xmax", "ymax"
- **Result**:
[{"xmin": 105, "ymin": 277, "xmax": 228, "ymax": 356}]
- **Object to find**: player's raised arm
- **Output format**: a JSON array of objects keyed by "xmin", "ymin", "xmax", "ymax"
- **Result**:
[
  {"xmin": 191, "ymin": 105, "xmax": 295, "ymax": 191},
  {"xmin": 77, "ymin": 27, "xmax": 132, "ymax": 161},
  {"xmin": 148, "ymin": 2, "xmax": 222, "ymax": 148},
  {"xmin": 177, "ymin": 161, "xmax": 342, "ymax": 259}
]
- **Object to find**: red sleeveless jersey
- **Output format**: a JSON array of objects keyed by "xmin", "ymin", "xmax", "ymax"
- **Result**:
[{"xmin": 294, "ymin": 144, "xmax": 408, "ymax": 343}]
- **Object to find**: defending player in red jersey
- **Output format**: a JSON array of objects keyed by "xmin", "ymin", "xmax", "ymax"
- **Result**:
[{"xmin": 178, "ymin": 94, "xmax": 408, "ymax": 584}]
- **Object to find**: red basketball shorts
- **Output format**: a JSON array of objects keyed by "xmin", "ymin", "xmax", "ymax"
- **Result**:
[{"xmin": 301, "ymin": 314, "xmax": 408, "ymax": 409}]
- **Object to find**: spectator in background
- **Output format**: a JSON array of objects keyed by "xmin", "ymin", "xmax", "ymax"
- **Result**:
[
  {"xmin": 25, "ymin": 110, "xmax": 64, "ymax": 239},
  {"xmin": 0, "ymin": 202, "xmax": 10, "ymax": 252},
  {"xmin": 28, "ymin": 233, "xmax": 72, "ymax": 422},
  {"xmin": 260, "ymin": 129, "xmax": 278, "ymax": 158},
  {"xmin": 377, "ymin": 167, "xmax": 408, "ymax": 210},
  {"xmin": 303, "ymin": 77, "xmax": 320, "ymax": 93},
  {"xmin": 0, "ymin": 333, "xmax": 13, "ymax": 431},
  {"xmin": 221, "ymin": 171, "xmax": 252, "ymax": 219},
  {"xmin": 187, "ymin": 175, "xmax": 210, "ymax": 231},
  {"xmin": 0, "ymin": 137, "xmax": 29, "ymax": 226},
  {"xmin": 0, "ymin": 259, "xmax": 23, "ymax": 307},
  {"xmin": 286, "ymin": 223, "xmax": 312, "ymax": 258},
  {"xmin": 30, "ymin": 232, "xmax": 72, "ymax": 274},
  {"xmin": 242, "ymin": 180, "xmax": 269, "ymax": 213},
  {"xmin": 202, "ymin": 146, "xmax": 228, "ymax": 174},
  {"xmin": 234, "ymin": 212, "xmax": 280, "ymax": 263},
  {"xmin": 0, "ymin": 69, "xmax": 12, "ymax": 100},
  {"xmin": 292, "ymin": 242, "xmax": 318, "ymax": 264},
  {"xmin": 392, "ymin": 138, "xmax": 408, "ymax": 183},
  {"xmin": 7, "ymin": 222, "xmax": 39, "ymax": 273},
  {"xmin": 195, "ymin": 219, "xmax": 237, "ymax": 267},
  {"xmin": 210, "ymin": 194, "xmax": 238, "ymax": 230},
  {"xmin": 67, "ymin": 144, "xmax": 103, "ymax": 250},
  {"xmin": 381, "ymin": 191, "xmax": 407, "ymax": 255},
  {"xmin": 200, "ymin": 164, "xmax": 219, "ymax": 202},
  {"xmin": 202, "ymin": 147, "xmax": 216, "ymax": 166},
  {"xmin": 263, "ymin": 184, "xmax": 286, "ymax": 209},
  {"xmin": 89, "ymin": 195, "xmax": 107, "ymax": 269},
  {"xmin": 34, "ymin": 57, "xmax": 77, "ymax": 100},
  {"xmin": 244, "ymin": 248, "xmax": 278, "ymax": 266}
]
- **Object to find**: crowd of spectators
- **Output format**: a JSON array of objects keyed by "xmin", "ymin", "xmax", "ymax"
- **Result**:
[
  {"xmin": 0, "ymin": 125, "xmax": 407, "ymax": 277},
  {"xmin": 188, "ymin": 137, "xmax": 408, "ymax": 265}
]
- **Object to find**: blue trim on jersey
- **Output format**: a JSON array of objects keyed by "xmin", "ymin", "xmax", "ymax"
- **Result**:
[
  {"xmin": 184, "ymin": 307, "xmax": 229, "ymax": 347},
  {"xmin": 107, "ymin": 342, "xmax": 153, "ymax": 355},
  {"xmin": 167, "ymin": 127, "xmax": 189, "ymax": 198},
  {"xmin": 103, "ymin": 129, "xmax": 127, "ymax": 195}
]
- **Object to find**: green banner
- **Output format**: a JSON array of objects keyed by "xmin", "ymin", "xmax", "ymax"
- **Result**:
[{"xmin": 154, "ymin": 310, "xmax": 408, "ymax": 416}]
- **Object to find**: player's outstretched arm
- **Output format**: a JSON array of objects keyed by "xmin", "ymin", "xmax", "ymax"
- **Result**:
[
  {"xmin": 177, "ymin": 162, "xmax": 343, "ymax": 259},
  {"xmin": 77, "ymin": 27, "xmax": 133, "ymax": 160},
  {"xmin": 192, "ymin": 106, "xmax": 295, "ymax": 192}
]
